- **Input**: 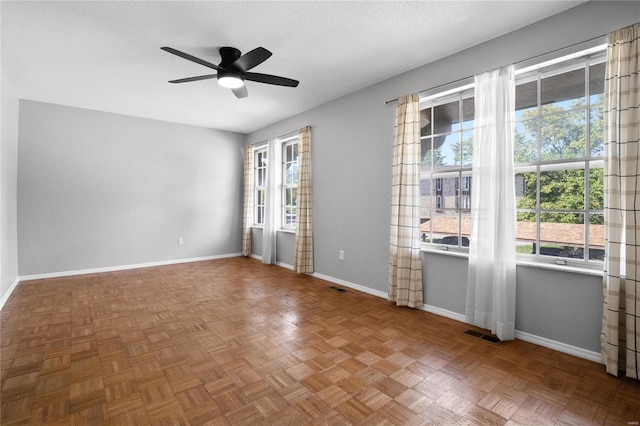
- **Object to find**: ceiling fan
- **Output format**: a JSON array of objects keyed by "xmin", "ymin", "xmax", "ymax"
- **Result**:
[{"xmin": 161, "ymin": 46, "xmax": 299, "ymax": 98}]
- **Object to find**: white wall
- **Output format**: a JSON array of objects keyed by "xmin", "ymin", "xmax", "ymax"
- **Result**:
[
  {"xmin": 1, "ymin": 68, "xmax": 20, "ymax": 303},
  {"xmin": 18, "ymin": 101, "xmax": 244, "ymax": 276},
  {"xmin": 246, "ymin": 2, "xmax": 639, "ymax": 355}
]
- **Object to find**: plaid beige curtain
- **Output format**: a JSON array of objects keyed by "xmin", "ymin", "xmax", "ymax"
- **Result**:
[
  {"xmin": 294, "ymin": 127, "xmax": 314, "ymax": 273},
  {"xmin": 242, "ymin": 146, "xmax": 253, "ymax": 257},
  {"xmin": 601, "ymin": 23, "xmax": 640, "ymax": 379},
  {"xmin": 388, "ymin": 93, "xmax": 423, "ymax": 308}
]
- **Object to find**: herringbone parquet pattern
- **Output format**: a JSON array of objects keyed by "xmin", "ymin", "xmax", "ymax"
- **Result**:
[{"xmin": 1, "ymin": 257, "xmax": 639, "ymax": 425}]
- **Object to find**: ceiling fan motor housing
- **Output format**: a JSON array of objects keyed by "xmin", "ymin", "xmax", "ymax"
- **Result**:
[
  {"xmin": 217, "ymin": 47, "xmax": 244, "ymax": 85},
  {"xmin": 219, "ymin": 47, "xmax": 242, "ymax": 68}
]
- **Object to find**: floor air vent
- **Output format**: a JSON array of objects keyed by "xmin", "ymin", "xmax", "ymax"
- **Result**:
[{"xmin": 464, "ymin": 329, "xmax": 501, "ymax": 344}]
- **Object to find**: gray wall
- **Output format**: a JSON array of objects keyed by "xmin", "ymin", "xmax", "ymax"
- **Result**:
[
  {"xmin": 18, "ymin": 101, "xmax": 244, "ymax": 275},
  {"xmin": 1, "ymin": 68, "xmax": 20, "ymax": 300},
  {"xmin": 246, "ymin": 2, "xmax": 638, "ymax": 353}
]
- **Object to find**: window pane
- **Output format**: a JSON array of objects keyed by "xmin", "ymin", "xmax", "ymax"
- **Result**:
[
  {"xmin": 516, "ymin": 215, "xmax": 536, "ymax": 255},
  {"xmin": 285, "ymin": 188, "xmax": 297, "ymax": 207},
  {"xmin": 462, "ymin": 97, "xmax": 474, "ymax": 129},
  {"xmin": 539, "ymin": 169, "xmax": 585, "ymax": 210},
  {"xmin": 540, "ymin": 110, "xmax": 586, "ymax": 160},
  {"xmin": 257, "ymin": 206, "xmax": 264, "ymax": 224},
  {"xmin": 515, "ymin": 119, "xmax": 538, "ymax": 163},
  {"xmin": 434, "ymin": 100, "xmax": 459, "ymax": 133},
  {"xmin": 461, "ymin": 131, "xmax": 473, "ymax": 167},
  {"xmin": 540, "ymin": 213, "xmax": 584, "ymax": 258},
  {"xmin": 420, "ymin": 215, "xmax": 431, "ymax": 243},
  {"xmin": 515, "ymin": 172, "xmax": 537, "ymax": 210},
  {"xmin": 589, "ymin": 166, "xmax": 603, "ymax": 211},
  {"xmin": 461, "ymin": 211, "xmax": 471, "ymax": 243},
  {"xmin": 421, "ymin": 137, "xmax": 440, "ymax": 171},
  {"xmin": 590, "ymin": 106, "xmax": 604, "ymax": 156},
  {"xmin": 541, "ymin": 68, "xmax": 585, "ymax": 110},
  {"xmin": 589, "ymin": 62, "xmax": 605, "ymax": 103},
  {"xmin": 516, "ymin": 80, "xmax": 537, "ymax": 118},
  {"xmin": 433, "ymin": 134, "xmax": 461, "ymax": 170},
  {"xmin": 589, "ymin": 214, "xmax": 604, "ymax": 261},
  {"xmin": 443, "ymin": 176, "xmax": 458, "ymax": 209},
  {"xmin": 431, "ymin": 209, "xmax": 461, "ymax": 246},
  {"xmin": 286, "ymin": 144, "xmax": 292, "ymax": 162},
  {"xmin": 285, "ymin": 161, "xmax": 298, "ymax": 184},
  {"xmin": 421, "ymin": 108, "xmax": 432, "ymax": 137},
  {"xmin": 420, "ymin": 177, "xmax": 433, "ymax": 214}
]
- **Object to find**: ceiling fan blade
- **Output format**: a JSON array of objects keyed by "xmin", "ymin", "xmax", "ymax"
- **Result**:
[
  {"xmin": 168, "ymin": 74, "xmax": 217, "ymax": 84},
  {"xmin": 245, "ymin": 72, "xmax": 299, "ymax": 87},
  {"xmin": 233, "ymin": 47, "xmax": 272, "ymax": 72},
  {"xmin": 232, "ymin": 86, "xmax": 248, "ymax": 99},
  {"xmin": 161, "ymin": 47, "xmax": 222, "ymax": 71}
]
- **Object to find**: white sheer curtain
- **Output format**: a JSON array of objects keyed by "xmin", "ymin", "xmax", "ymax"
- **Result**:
[
  {"xmin": 465, "ymin": 65, "xmax": 517, "ymax": 341},
  {"xmin": 262, "ymin": 139, "xmax": 280, "ymax": 264}
]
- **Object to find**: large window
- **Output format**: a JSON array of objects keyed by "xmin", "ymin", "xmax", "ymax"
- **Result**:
[
  {"xmin": 420, "ymin": 88, "xmax": 475, "ymax": 248},
  {"xmin": 420, "ymin": 47, "xmax": 606, "ymax": 266},
  {"xmin": 251, "ymin": 136, "xmax": 299, "ymax": 230},
  {"xmin": 254, "ymin": 147, "xmax": 267, "ymax": 226},
  {"xmin": 282, "ymin": 138, "xmax": 299, "ymax": 228},
  {"xmin": 514, "ymin": 52, "xmax": 605, "ymax": 264}
]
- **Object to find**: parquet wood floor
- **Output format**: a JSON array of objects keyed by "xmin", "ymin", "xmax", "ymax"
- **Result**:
[{"xmin": 1, "ymin": 257, "xmax": 639, "ymax": 425}]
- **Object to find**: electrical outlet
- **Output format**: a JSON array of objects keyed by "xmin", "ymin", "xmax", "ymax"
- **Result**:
[
  {"xmin": 339, "ymin": 250, "xmax": 345, "ymax": 261},
  {"xmin": 177, "ymin": 237, "xmax": 184, "ymax": 245}
]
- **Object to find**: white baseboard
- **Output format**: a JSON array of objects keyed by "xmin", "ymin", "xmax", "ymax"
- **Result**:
[
  {"xmin": 514, "ymin": 330, "xmax": 601, "ymax": 363},
  {"xmin": 310, "ymin": 271, "xmax": 388, "ymax": 299},
  {"xmin": 277, "ymin": 262, "xmax": 294, "ymax": 270},
  {"xmin": 0, "ymin": 277, "xmax": 21, "ymax": 311},
  {"xmin": 420, "ymin": 303, "xmax": 467, "ymax": 323},
  {"xmin": 248, "ymin": 254, "xmax": 294, "ymax": 271},
  {"xmin": 420, "ymin": 303, "xmax": 600, "ymax": 362},
  {"xmin": 19, "ymin": 253, "xmax": 242, "ymax": 282}
]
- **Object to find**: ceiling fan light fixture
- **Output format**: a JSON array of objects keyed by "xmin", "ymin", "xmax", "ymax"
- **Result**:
[{"xmin": 218, "ymin": 73, "xmax": 244, "ymax": 89}]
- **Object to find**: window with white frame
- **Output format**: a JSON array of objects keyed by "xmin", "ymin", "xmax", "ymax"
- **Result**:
[
  {"xmin": 420, "ymin": 45, "xmax": 605, "ymax": 264},
  {"xmin": 254, "ymin": 147, "xmax": 268, "ymax": 226},
  {"xmin": 282, "ymin": 138, "xmax": 299, "ymax": 228},
  {"xmin": 420, "ymin": 88, "xmax": 474, "ymax": 248},
  {"xmin": 514, "ymin": 50, "xmax": 605, "ymax": 264}
]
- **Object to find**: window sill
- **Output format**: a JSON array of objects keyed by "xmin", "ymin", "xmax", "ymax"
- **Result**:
[
  {"xmin": 420, "ymin": 246, "xmax": 603, "ymax": 277},
  {"xmin": 250, "ymin": 226, "xmax": 296, "ymax": 235}
]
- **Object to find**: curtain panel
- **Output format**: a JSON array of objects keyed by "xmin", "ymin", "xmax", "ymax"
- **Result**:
[
  {"xmin": 601, "ymin": 23, "xmax": 640, "ymax": 379},
  {"xmin": 262, "ymin": 139, "xmax": 280, "ymax": 264},
  {"xmin": 294, "ymin": 127, "xmax": 314, "ymax": 273},
  {"xmin": 465, "ymin": 65, "xmax": 517, "ymax": 341},
  {"xmin": 388, "ymin": 93, "xmax": 423, "ymax": 308},
  {"xmin": 242, "ymin": 146, "xmax": 254, "ymax": 256}
]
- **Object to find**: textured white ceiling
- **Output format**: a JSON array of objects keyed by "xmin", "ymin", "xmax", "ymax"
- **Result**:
[{"xmin": 1, "ymin": 1, "xmax": 582, "ymax": 134}]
